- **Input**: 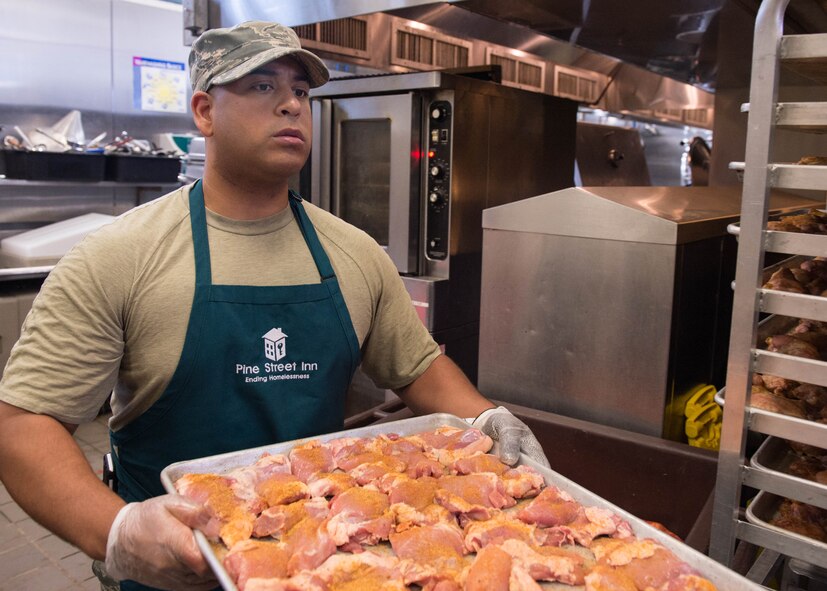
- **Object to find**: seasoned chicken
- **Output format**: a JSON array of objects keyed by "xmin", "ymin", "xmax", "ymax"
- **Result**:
[
  {"xmin": 771, "ymin": 499, "xmax": 827, "ymax": 543},
  {"xmin": 463, "ymin": 511, "xmax": 547, "ymax": 552},
  {"xmin": 288, "ymin": 440, "xmax": 335, "ymax": 483},
  {"xmin": 495, "ymin": 538, "xmax": 588, "ymax": 586},
  {"xmin": 464, "ymin": 544, "xmax": 520, "ymax": 591},
  {"xmin": 407, "ymin": 426, "xmax": 494, "ymax": 464},
  {"xmin": 590, "ymin": 538, "xmax": 713, "ymax": 591},
  {"xmin": 435, "ymin": 473, "xmax": 516, "ymax": 520},
  {"xmin": 763, "ymin": 267, "xmax": 806, "ymax": 293},
  {"xmin": 175, "ymin": 425, "xmax": 725, "ymax": 590},
  {"xmin": 253, "ymin": 497, "xmax": 328, "ymax": 539},
  {"xmin": 224, "ymin": 540, "xmax": 291, "ymax": 590},
  {"xmin": 389, "ymin": 522, "xmax": 467, "ymax": 588},
  {"xmin": 751, "ymin": 385, "xmax": 808, "ymax": 419},
  {"xmin": 325, "ymin": 486, "xmax": 394, "ymax": 549},
  {"xmin": 767, "ymin": 209, "xmax": 827, "ymax": 234},
  {"xmin": 765, "ymin": 334, "xmax": 821, "ymax": 360}
]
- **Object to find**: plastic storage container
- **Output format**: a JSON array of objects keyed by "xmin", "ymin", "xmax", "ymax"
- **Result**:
[
  {"xmin": 0, "ymin": 213, "xmax": 116, "ymax": 265},
  {"xmin": 1, "ymin": 150, "xmax": 106, "ymax": 181},
  {"xmin": 103, "ymin": 154, "xmax": 181, "ymax": 183}
]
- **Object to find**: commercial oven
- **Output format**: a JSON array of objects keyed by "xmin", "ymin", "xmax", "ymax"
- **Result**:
[{"xmin": 305, "ymin": 69, "xmax": 577, "ymax": 407}]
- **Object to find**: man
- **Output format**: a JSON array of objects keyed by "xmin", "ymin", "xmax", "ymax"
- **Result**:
[{"xmin": 0, "ymin": 21, "xmax": 548, "ymax": 591}]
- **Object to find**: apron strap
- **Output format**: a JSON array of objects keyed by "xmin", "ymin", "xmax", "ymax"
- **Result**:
[
  {"xmin": 289, "ymin": 192, "xmax": 336, "ymax": 281},
  {"xmin": 188, "ymin": 180, "xmax": 212, "ymax": 287}
]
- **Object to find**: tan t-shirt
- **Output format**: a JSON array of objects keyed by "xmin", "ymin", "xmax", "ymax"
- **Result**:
[{"xmin": 0, "ymin": 184, "xmax": 440, "ymax": 431}]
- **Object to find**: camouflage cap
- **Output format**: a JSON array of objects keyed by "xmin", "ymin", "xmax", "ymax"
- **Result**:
[{"xmin": 189, "ymin": 21, "xmax": 329, "ymax": 92}]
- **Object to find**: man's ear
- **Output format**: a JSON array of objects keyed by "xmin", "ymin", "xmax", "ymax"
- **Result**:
[{"xmin": 191, "ymin": 91, "xmax": 214, "ymax": 137}]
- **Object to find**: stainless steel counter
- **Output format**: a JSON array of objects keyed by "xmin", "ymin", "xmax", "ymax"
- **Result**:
[{"xmin": 477, "ymin": 185, "xmax": 821, "ymax": 439}]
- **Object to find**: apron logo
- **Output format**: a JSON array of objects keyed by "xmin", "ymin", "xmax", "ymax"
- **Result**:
[{"xmin": 262, "ymin": 327, "xmax": 288, "ymax": 361}]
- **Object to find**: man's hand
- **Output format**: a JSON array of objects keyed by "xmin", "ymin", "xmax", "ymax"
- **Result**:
[
  {"xmin": 472, "ymin": 406, "xmax": 550, "ymax": 468},
  {"xmin": 105, "ymin": 494, "xmax": 218, "ymax": 591}
]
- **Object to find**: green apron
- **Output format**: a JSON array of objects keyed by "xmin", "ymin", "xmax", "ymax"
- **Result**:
[{"xmin": 109, "ymin": 181, "xmax": 360, "ymax": 591}]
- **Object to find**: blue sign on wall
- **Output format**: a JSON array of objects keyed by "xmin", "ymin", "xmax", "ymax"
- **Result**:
[{"xmin": 133, "ymin": 57, "xmax": 187, "ymax": 113}]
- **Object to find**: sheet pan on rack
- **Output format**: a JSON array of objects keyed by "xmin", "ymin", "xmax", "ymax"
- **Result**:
[
  {"xmin": 745, "ymin": 490, "xmax": 827, "ymax": 570},
  {"xmin": 751, "ymin": 436, "xmax": 826, "ymax": 485},
  {"xmin": 161, "ymin": 413, "xmax": 764, "ymax": 591},
  {"xmin": 714, "ymin": 314, "xmax": 797, "ymax": 407}
]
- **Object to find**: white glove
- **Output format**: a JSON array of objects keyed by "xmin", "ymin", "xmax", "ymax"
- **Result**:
[
  {"xmin": 105, "ymin": 494, "xmax": 218, "ymax": 591},
  {"xmin": 472, "ymin": 406, "xmax": 550, "ymax": 468}
]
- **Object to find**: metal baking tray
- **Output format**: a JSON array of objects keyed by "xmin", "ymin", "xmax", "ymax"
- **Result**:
[
  {"xmin": 750, "ymin": 436, "xmax": 827, "ymax": 503},
  {"xmin": 745, "ymin": 490, "xmax": 827, "ymax": 569},
  {"xmin": 760, "ymin": 255, "xmax": 811, "ymax": 285},
  {"xmin": 727, "ymin": 208, "xmax": 827, "ymax": 238},
  {"xmin": 714, "ymin": 314, "xmax": 796, "ymax": 408},
  {"xmin": 716, "ymin": 313, "xmax": 827, "ymax": 446},
  {"xmin": 161, "ymin": 413, "xmax": 764, "ymax": 591}
]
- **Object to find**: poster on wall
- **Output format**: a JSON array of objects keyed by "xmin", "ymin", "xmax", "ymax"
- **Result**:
[{"xmin": 133, "ymin": 57, "xmax": 187, "ymax": 113}]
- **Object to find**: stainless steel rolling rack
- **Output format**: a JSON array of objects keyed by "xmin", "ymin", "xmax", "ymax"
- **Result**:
[{"xmin": 709, "ymin": 0, "xmax": 827, "ymax": 584}]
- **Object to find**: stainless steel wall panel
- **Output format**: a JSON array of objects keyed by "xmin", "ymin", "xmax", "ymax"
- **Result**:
[
  {"xmin": 0, "ymin": 0, "xmax": 112, "ymax": 112},
  {"xmin": 478, "ymin": 229, "xmax": 675, "ymax": 437},
  {"xmin": 0, "ymin": 0, "xmax": 196, "ymax": 141},
  {"xmin": 478, "ymin": 185, "xmax": 821, "ymax": 438}
]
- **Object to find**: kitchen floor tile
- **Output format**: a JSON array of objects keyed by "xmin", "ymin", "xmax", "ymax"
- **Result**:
[
  {"xmin": 3, "ymin": 563, "xmax": 82, "ymax": 591},
  {"xmin": 0, "ymin": 500, "xmax": 28, "ymax": 523},
  {"xmin": 0, "ymin": 541, "xmax": 51, "ymax": 580},
  {"xmin": 17, "ymin": 517, "xmax": 50, "ymax": 541}
]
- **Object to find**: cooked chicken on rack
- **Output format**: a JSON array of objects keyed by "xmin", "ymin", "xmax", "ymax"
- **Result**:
[
  {"xmin": 789, "ymin": 456, "xmax": 827, "ymax": 484},
  {"xmin": 763, "ymin": 267, "xmax": 807, "ymax": 293},
  {"xmin": 750, "ymin": 385, "xmax": 808, "ymax": 419},
  {"xmin": 765, "ymin": 334, "xmax": 822, "ymax": 360},
  {"xmin": 770, "ymin": 498, "xmax": 827, "ymax": 543},
  {"xmin": 766, "ymin": 208, "xmax": 827, "ymax": 234},
  {"xmin": 755, "ymin": 373, "xmax": 797, "ymax": 396}
]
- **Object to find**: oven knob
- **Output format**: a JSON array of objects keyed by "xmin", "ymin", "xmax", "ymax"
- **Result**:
[
  {"xmin": 429, "ymin": 165, "xmax": 444, "ymax": 178},
  {"xmin": 431, "ymin": 105, "xmax": 447, "ymax": 121},
  {"xmin": 428, "ymin": 191, "xmax": 445, "ymax": 207}
]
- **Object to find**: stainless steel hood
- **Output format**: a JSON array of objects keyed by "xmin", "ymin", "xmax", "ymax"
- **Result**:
[{"xmin": 190, "ymin": 0, "xmax": 826, "ymax": 122}]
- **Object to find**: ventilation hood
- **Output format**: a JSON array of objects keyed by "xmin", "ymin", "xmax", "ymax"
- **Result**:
[{"xmin": 191, "ymin": 0, "xmax": 827, "ymax": 125}]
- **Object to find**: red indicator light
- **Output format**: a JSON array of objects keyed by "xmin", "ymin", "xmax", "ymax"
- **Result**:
[{"xmin": 428, "ymin": 150, "xmax": 435, "ymax": 158}]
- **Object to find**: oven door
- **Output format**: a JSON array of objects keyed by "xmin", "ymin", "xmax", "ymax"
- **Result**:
[{"xmin": 311, "ymin": 93, "xmax": 423, "ymax": 275}]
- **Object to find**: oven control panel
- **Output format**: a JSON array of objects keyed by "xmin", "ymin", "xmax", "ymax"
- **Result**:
[{"xmin": 426, "ymin": 101, "xmax": 451, "ymax": 260}]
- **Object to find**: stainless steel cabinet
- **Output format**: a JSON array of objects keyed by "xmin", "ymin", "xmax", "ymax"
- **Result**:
[{"xmin": 709, "ymin": 0, "xmax": 827, "ymax": 578}]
